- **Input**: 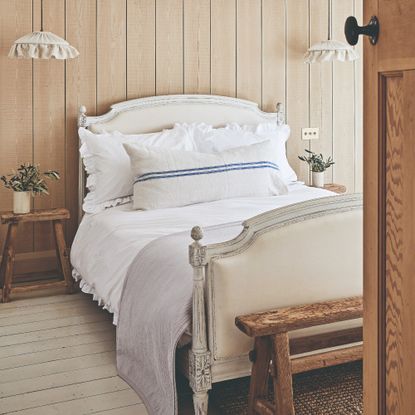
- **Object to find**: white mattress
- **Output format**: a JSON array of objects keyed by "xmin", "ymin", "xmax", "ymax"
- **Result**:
[{"xmin": 70, "ymin": 184, "xmax": 334, "ymax": 324}]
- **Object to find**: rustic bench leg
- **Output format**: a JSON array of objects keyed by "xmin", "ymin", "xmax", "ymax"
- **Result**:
[
  {"xmin": 53, "ymin": 220, "xmax": 73, "ymax": 294},
  {"xmin": 1, "ymin": 223, "xmax": 18, "ymax": 303},
  {"xmin": 272, "ymin": 333, "xmax": 295, "ymax": 415},
  {"xmin": 249, "ymin": 336, "xmax": 272, "ymax": 414}
]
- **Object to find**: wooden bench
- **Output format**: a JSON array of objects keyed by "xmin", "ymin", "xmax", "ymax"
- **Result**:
[{"xmin": 235, "ymin": 296, "xmax": 363, "ymax": 415}]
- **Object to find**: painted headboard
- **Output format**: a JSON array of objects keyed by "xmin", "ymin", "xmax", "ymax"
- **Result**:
[{"xmin": 77, "ymin": 94, "xmax": 285, "ymax": 220}]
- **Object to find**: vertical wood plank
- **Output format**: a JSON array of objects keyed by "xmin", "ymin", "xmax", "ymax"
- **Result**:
[
  {"xmin": 211, "ymin": 0, "xmax": 236, "ymax": 97},
  {"xmin": 286, "ymin": 0, "xmax": 310, "ymax": 183},
  {"xmin": 155, "ymin": 0, "xmax": 183, "ymax": 95},
  {"xmin": 33, "ymin": 0, "xmax": 66, "ymax": 252},
  {"xmin": 384, "ymin": 74, "xmax": 404, "ymax": 415},
  {"xmin": 262, "ymin": 0, "xmax": 286, "ymax": 112},
  {"xmin": 66, "ymin": 0, "xmax": 97, "ymax": 245},
  {"xmin": 236, "ymin": 0, "xmax": 262, "ymax": 104},
  {"xmin": 332, "ymin": 0, "xmax": 355, "ymax": 191},
  {"xmin": 127, "ymin": 0, "xmax": 156, "ymax": 99},
  {"xmin": 354, "ymin": 0, "xmax": 363, "ymax": 192},
  {"xmin": 97, "ymin": 0, "xmax": 127, "ymax": 113},
  {"xmin": 183, "ymin": 0, "xmax": 211, "ymax": 94},
  {"xmin": 0, "ymin": 0, "xmax": 33, "ymax": 254},
  {"xmin": 309, "ymin": 0, "xmax": 334, "ymax": 184}
]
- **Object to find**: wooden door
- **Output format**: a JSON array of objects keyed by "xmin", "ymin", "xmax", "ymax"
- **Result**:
[{"xmin": 364, "ymin": 0, "xmax": 415, "ymax": 414}]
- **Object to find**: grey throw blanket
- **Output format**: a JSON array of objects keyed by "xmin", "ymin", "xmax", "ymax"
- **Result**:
[{"xmin": 116, "ymin": 222, "xmax": 241, "ymax": 415}]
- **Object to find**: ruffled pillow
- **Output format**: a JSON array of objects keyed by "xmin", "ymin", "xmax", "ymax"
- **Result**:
[
  {"xmin": 178, "ymin": 122, "xmax": 297, "ymax": 184},
  {"xmin": 79, "ymin": 126, "xmax": 195, "ymax": 214}
]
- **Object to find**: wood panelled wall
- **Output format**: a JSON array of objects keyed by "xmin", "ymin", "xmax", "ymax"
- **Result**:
[{"xmin": 0, "ymin": 0, "xmax": 362, "ymax": 273}]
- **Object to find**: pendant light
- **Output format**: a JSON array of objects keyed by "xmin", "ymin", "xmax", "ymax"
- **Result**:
[
  {"xmin": 304, "ymin": 0, "xmax": 358, "ymax": 63},
  {"xmin": 8, "ymin": 0, "xmax": 79, "ymax": 60}
]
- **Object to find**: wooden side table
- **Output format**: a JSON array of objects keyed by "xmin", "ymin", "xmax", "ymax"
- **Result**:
[
  {"xmin": 323, "ymin": 183, "xmax": 347, "ymax": 194},
  {"xmin": 0, "ymin": 208, "xmax": 73, "ymax": 303}
]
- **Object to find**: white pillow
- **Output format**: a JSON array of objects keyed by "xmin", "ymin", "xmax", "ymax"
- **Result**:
[
  {"xmin": 180, "ymin": 122, "xmax": 297, "ymax": 184},
  {"xmin": 124, "ymin": 140, "xmax": 288, "ymax": 210},
  {"xmin": 79, "ymin": 126, "xmax": 195, "ymax": 213}
]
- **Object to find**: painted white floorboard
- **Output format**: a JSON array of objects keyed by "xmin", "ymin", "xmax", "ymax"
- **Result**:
[
  {"xmin": 0, "ymin": 292, "xmax": 84, "ymax": 310},
  {"xmin": 0, "ymin": 321, "xmax": 111, "ymax": 347},
  {"xmin": 0, "ymin": 351, "xmax": 116, "ymax": 383},
  {"xmin": 0, "ymin": 330, "xmax": 115, "ymax": 358},
  {"xmin": 0, "ymin": 298, "xmax": 94, "ymax": 319},
  {"xmin": 5, "ymin": 389, "xmax": 142, "ymax": 415},
  {"xmin": 0, "ymin": 364, "xmax": 117, "ymax": 398},
  {"xmin": 0, "ymin": 376, "xmax": 133, "ymax": 413},
  {"xmin": 0, "ymin": 303, "xmax": 108, "ymax": 327},
  {"xmin": 0, "ymin": 340, "xmax": 115, "ymax": 370},
  {"xmin": 1, "ymin": 312, "xmax": 112, "ymax": 336}
]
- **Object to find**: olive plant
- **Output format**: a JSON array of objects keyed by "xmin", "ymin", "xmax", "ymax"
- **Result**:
[
  {"xmin": 298, "ymin": 149, "xmax": 335, "ymax": 173},
  {"xmin": 1, "ymin": 163, "xmax": 60, "ymax": 195}
]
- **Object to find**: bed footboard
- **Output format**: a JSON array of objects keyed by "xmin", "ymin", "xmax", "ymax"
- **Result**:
[{"xmin": 186, "ymin": 194, "xmax": 363, "ymax": 415}]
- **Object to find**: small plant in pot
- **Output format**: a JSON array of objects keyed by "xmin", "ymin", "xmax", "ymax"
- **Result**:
[
  {"xmin": 1, "ymin": 164, "xmax": 60, "ymax": 214},
  {"xmin": 298, "ymin": 149, "xmax": 335, "ymax": 188}
]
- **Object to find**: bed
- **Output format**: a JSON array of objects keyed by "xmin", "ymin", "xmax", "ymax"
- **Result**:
[{"xmin": 73, "ymin": 95, "xmax": 363, "ymax": 415}]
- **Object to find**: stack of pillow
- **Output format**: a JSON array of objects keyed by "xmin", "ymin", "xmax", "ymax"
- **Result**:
[{"xmin": 78, "ymin": 122, "xmax": 297, "ymax": 212}]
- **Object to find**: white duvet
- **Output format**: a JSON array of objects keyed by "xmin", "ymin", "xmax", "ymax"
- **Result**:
[{"xmin": 70, "ymin": 183, "xmax": 334, "ymax": 324}]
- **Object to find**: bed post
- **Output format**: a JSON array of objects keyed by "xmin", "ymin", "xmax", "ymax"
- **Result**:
[
  {"xmin": 276, "ymin": 102, "xmax": 285, "ymax": 125},
  {"xmin": 189, "ymin": 226, "xmax": 212, "ymax": 415},
  {"xmin": 77, "ymin": 106, "xmax": 87, "ymax": 224}
]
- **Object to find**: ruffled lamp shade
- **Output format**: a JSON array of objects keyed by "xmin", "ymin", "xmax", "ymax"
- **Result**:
[
  {"xmin": 304, "ymin": 0, "xmax": 358, "ymax": 64},
  {"xmin": 304, "ymin": 40, "xmax": 359, "ymax": 63},
  {"xmin": 8, "ymin": 31, "xmax": 79, "ymax": 60}
]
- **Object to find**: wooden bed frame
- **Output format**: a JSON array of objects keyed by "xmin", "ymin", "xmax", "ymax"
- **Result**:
[{"xmin": 78, "ymin": 95, "xmax": 363, "ymax": 414}]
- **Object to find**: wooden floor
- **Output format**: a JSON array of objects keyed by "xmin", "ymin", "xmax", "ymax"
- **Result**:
[{"xmin": 0, "ymin": 289, "xmax": 214, "ymax": 414}]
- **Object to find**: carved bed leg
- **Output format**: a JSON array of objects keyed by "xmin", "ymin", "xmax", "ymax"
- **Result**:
[
  {"xmin": 193, "ymin": 391, "xmax": 209, "ymax": 414},
  {"xmin": 189, "ymin": 227, "xmax": 212, "ymax": 415}
]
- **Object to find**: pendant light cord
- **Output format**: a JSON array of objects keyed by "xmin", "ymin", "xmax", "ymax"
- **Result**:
[
  {"xmin": 327, "ymin": 0, "xmax": 332, "ymax": 40},
  {"xmin": 40, "ymin": 0, "xmax": 44, "ymax": 31}
]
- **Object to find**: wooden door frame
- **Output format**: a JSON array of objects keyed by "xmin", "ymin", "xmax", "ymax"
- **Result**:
[
  {"xmin": 363, "ymin": 0, "xmax": 384, "ymax": 413},
  {"xmin": 362, "ymin": 0, "xmax": 415, "ymax": 412}
]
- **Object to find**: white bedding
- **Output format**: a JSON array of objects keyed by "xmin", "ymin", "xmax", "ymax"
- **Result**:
[{"xmin": 70, "ymin": 183, "xmax": 334, "ymax": 324}]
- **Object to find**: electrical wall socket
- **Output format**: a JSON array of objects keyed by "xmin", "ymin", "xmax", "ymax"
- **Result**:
[{"xmin": 301, "ymin": 127, "xmax": 320, "ymax": 140}]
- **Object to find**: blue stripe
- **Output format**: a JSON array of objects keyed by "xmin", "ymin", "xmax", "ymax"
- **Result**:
[
  {"xmin": 136, "ymin": 161, "xmax": 279, "ymax": 181},
  {"xmin": 135, "ymin": 161, "xmax": 278, "ymax": 182},
  {"xmin": 135, "ymin": 162, "xmax": 279, "ymax": 183}
]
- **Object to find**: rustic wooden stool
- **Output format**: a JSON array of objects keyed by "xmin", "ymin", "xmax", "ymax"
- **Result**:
[
  {"xmin": 0, "ymin": 208, "xmax": 73, "ymax": 303},
  {"xmin": 235, "ymin": 296, "xmax": 363, "ymax": 415}
]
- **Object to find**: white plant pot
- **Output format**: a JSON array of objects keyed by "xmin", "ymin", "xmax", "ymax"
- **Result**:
[
  {"xmin": 312, "ymin": 171, "xmax": 325, "ymax": 188},
  {"xmin": 13, "ymin": 191, "xmax": 31, "ymax": 214}
]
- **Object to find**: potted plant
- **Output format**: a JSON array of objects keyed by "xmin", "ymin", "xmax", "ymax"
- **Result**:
[
  {"xmin": 298, "ymin": 149, "xmax": 335, "ymax": 188},
  {"xmin": 1, "ymin": 164, "xmax": 60, "ymax": 214}
]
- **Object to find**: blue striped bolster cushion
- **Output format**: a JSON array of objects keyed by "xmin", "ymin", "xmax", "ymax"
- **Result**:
[
  {"xmin": 135, "ymin": 161, "xmax": 279, "ymax": 183},
  {"xmin": 123, "ymin": 140, "xmax": 288, "ymax": 210}
]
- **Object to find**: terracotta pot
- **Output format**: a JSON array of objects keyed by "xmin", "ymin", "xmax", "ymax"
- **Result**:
[
  {"xmin": 13, "ymin": 191, "xmax": 31, "ymax": 214},
  {"xmin": 312, "ymin": 171, "xmax": 325, "ymax": 188}
]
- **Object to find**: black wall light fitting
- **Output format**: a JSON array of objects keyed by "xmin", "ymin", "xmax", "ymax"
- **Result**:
[{"xmin": 345, "ymin": 16, "xmax": 380, "ymax": 46}]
